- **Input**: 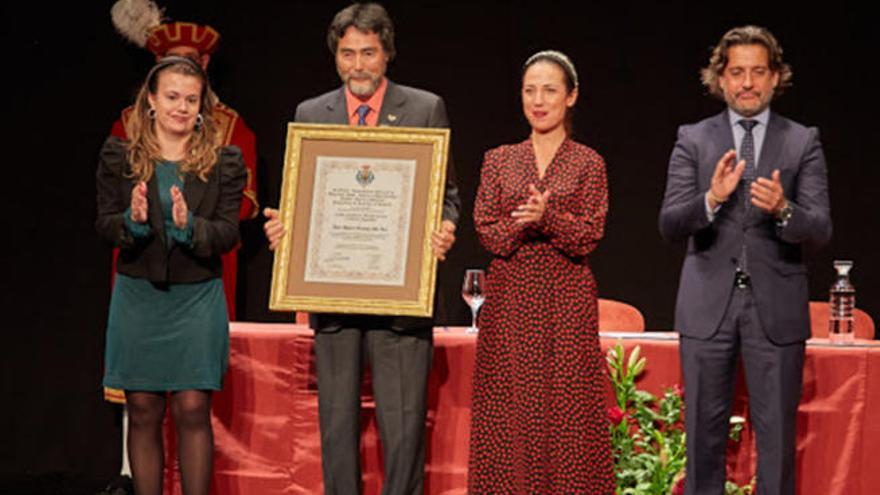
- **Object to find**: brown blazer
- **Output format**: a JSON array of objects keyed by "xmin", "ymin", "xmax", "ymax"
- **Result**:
[{"xmin": 95, "ymin": 136, "xmax": 246, "ymax": 284}]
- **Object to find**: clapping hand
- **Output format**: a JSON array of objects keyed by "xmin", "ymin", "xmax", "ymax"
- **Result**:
[
  {"xmin": 130, "ymin": 182, "xmax": 148, "ymax": 223},
  {"xmin": 707, "ymin": 149, "xmax": 746, "ymax": 208},
  {"xmin": 512, "ymin": 184, "xmax": 551, "ymax": 225},
  {"xmin": 170, "ymin": 185, "xmax": 188, "ymax": 229},
  {"xmin": 750, "ymin": 169, "xmax": 787, "ymax": 215}
]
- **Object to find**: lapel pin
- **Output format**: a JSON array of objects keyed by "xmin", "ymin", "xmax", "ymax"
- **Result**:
[{"xmin": 387, "ymin": 114, "xmax": 398, "ymax": 122}]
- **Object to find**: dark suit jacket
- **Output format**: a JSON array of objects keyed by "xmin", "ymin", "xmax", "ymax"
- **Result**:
[
  {"xmin": 294, "ymin": 80, "xmax": 462, "ymax": 330},
  {"xmin": 659, "ymin": 111, "xmax": 831, "ymax": 344},
  {"xmin": 95, "ymin": 136, "xmax": 247, "ymax": 284}
]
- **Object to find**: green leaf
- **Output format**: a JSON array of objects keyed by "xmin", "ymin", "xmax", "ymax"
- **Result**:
[{"xmin": 634, "ymin": 390, "xmax": 656, "ymax": 403}]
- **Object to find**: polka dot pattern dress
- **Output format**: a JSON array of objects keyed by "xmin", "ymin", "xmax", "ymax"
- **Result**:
[{"xmin": 468, "ymin": 138, "xmax": 614, "ymax": 494}]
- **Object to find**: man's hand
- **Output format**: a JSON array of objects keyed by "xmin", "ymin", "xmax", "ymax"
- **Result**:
[
  {"xmin": 707, "ymin": 149, "xmax": 746, "ymax": 208},
  {"xmin": 263, "ymin": 207, "xmax": 285, "ymax": 251},
  {"xmin": 431, "ymin": 220, "xmax": 456, "ymax": 261},
  {"xmin": 751, "ymin": 169, "xmax": 787, "ymax": 215}
]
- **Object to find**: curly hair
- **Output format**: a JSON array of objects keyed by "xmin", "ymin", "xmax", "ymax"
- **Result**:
[
  {"xmin": 701, "ymin": 25, "xmax": 793, "ymax": 99},
  {"xmin": 125, "ymin": 56, "xmax": 221, "ymax": 182}
]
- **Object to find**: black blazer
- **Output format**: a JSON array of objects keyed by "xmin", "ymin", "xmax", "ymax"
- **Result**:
[{"xmin": 95, "ymin": 136, "xmax": 246, "ymax": 284}]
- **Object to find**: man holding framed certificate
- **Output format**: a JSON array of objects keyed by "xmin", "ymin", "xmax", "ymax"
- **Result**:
[{"xmin": 264, "ymin": 3, "xmax": 460, "ymax": 494}]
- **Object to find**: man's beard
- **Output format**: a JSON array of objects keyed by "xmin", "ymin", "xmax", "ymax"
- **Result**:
[{"xmin": 344, "ymin": 72, "xmax": 382, "ymax": 97}]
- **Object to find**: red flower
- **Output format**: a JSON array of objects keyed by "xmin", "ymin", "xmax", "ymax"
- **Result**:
[
  {"xmin": 671, "ymin": 472, "xmax": 686, "ymax": 495},
  {"xmin": 607, "ymin": 406, "xmax": 625, "ymax": 425},
  {"xmin": 672, "ymin": 383, "xmax": 685, "ymax": 399}
]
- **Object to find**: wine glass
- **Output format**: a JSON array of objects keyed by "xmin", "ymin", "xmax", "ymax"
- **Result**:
[{"xmin": 462, "ymin": 269, "xmax": 485, "ymax": 334}]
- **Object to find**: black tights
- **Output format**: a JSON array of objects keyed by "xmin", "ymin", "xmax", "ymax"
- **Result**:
[{"xmin": 126, "ymin": 390, "xmax": 214, "ymax": 495}]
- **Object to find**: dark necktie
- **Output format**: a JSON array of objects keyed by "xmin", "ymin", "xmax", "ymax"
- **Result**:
[
  {"xmin": 739, "ymin": 119, "xmax": 758, "ymax": 184},
  {"xmin": 737, "ymin": 119, "xmax": 758, "ymax": 275},
  {"xmin": 356, "ymin": 104, "xmax": 370, "ymax": 126}
]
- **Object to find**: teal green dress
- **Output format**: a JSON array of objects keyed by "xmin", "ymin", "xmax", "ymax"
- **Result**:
[{"xmin": 103, "ymin": 162, "xmax": 229, "ymax": 391}]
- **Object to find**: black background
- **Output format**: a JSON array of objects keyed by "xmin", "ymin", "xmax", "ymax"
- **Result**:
[{"xmin": 2, "ymin": 0, "xmax": 877, "ymax": 487}]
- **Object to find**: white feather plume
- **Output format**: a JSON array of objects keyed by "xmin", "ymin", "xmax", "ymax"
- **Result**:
[{"xmin": 110, "ymin": 0, "xmax": 164, "ymax": 48}]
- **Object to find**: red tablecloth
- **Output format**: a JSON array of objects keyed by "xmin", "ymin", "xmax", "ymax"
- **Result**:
[{"xmin": 161, "ymin": 323, "xmax": 880, "ymax": 494}]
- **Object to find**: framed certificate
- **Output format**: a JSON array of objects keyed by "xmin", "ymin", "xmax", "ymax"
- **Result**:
[{"xmin": 269, "ymin": 123, "xmax": 450, "ymax": 317}]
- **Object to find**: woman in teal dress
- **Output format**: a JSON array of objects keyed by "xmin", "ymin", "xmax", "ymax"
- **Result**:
[{"xmin": 96, "ymin": 56, "xmax": 245, "ymax": 495}]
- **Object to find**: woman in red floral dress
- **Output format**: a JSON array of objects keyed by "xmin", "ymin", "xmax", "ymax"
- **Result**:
[{"xmin": 468, "ymin": 50, "xmax": 614, "ymax": 494}]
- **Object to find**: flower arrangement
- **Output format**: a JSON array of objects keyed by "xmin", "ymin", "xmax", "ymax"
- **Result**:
[{"xmin": 606, "ymin": 343, "xmax": 753, "ymax": 495}]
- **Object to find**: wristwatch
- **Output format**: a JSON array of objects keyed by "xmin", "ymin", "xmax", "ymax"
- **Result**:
[{"xmin": 776, "ymin": 200, "xmax": 793, "ymax": 225}]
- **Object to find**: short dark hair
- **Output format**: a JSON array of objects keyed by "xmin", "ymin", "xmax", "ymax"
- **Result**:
[
  {"xmin": 701, "ymin": 25, "xmax": 793, "ymax": 99},
  {"xmin": 327, "ymin": 3, "xmax": 396, "ymax": 61}
]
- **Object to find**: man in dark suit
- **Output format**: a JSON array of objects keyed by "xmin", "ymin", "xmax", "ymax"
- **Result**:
[
  {"xmin": 265, "ymin": 3, "xmax": 459, "ymax": 494},
  {"xmin": 659, "ymin": 26, "xmax": 831, "ymax": 495}
]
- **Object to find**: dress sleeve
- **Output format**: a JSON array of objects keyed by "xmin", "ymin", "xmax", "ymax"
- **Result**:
[
  {"xmin": 124, "ymin": 207, "xmax": 152, "ymax": 239},
  {"xmin": 474, "ymin": 147, "xmax": 527, "ymax": 257},
  {"xmin": 167, "ymin": 211, "xmax": 194, "ymax": 247},
  {"xmin": 189, "ymin": 147, "xmax": 246, "ymax": 258},
  {"xmin": 537, "ymin": 150, "xmax": 608, "ymax": 258}
]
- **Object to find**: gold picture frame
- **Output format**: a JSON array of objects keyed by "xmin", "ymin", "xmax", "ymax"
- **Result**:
[{"xmin": 269, "ymin": 123, "xmax": 450, "ymax": 317}]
